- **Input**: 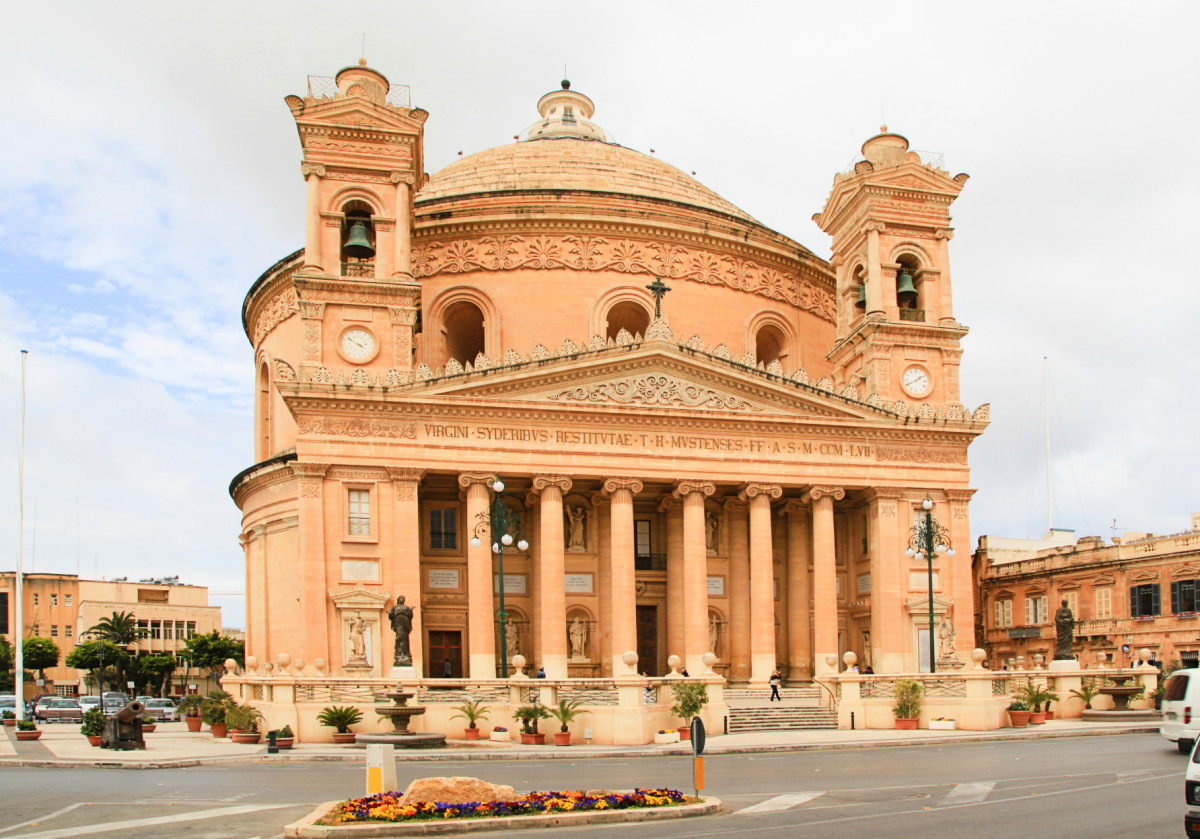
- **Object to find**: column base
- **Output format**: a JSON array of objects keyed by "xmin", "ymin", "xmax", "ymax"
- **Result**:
[{"xmin": 1047, "ymin": 659, "xmax": 1081, "ymax": 672}]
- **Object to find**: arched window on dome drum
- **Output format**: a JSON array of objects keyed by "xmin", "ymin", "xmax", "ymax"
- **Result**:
[
  {"xmin": 256, "ymin": 361, "xmax": 271, "ymax": 462},
  {"xmin": 340, "ymin": 200, "xmax": 376, "ymax": 278},
  {"xmin": 443, "ymin": 301, "xmax": 486, "ymax": 366},
  {"xmin": 605, "ymin": 301, "xmax": 651, "ymax": 342},
  {"xmin": 754, "ymin": 324, "xmax": 788, "ymax": 367},
  {"xmin": 895, "ymin": 255, "xmax": 924, "ymax": 322}
]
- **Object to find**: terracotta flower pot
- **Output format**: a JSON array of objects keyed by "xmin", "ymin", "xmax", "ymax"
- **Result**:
[
  {"xmin": 185, "ymin": 716, "xmax": 203, "ymax": 732},
  {"xmin": 210, "ymin": 722, "xmax": 228, "ymax": 738},
  {"xmin": 275, "ymin": 737, "xmax": 294, "ymax": 749},
  {"xmin": 1008, "ymin": 710, "xmax": 1031, "ymax": 728},
  {"xmin": 520, "ymin": 732, "xmax": 545, "ymax": 745},
  {"xmin": 88, "ymin": 735, "xmax": 102, "ymax": 746},
  {"xmin": 230, "ymin": 731, "xmax": 262, "ymax": 744},
  {"xmin": 677, "ymin": 726, "xmax": 691, "ymax": 741},
  {"xmin": 332, "ymin": 731, "xmax": 356, "ymax": 744},
  {"xmin": 464, "ymin": 727, "xmax": 481, "ymax": 740},
  {"xmin": 2, "ymin": 719, "xmax": 16, "ymax": 727},
  {"xmin": 1028, "ymin": 711, "xmax": 1046, "ymax": 725},
  {"xmin": 142, "ymin": 724, "xmax": 157, "ymax": 733},
  {"xmin": 16, "ymin": 730, "xmax": 42, "ymax": 741},
  {"xmin": 1044, "ymin": 710, "xmax": 1055, "ymax": 721},
  {"xmin": 554, "ymin": 731, "xmax": 572, "ymax": 746},
  {"xmin": 894, "ymin": 717, "xmax": 919, "ymax": 730}
]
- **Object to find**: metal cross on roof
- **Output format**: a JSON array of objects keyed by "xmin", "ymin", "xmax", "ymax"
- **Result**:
[{"xmin": 645, "ymin": 277, "xmax": 671, "ymax": 319}]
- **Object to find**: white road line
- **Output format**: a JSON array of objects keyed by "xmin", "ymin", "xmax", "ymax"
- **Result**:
[
  {"xmin": 0, "ymin": 804, "xmax": 86, "ymax": 835},
  {"xmin": 737, "ymin": 792, "xmax": 826, "ymax": 814},
  {"xmin": 4, "ymin": 804, "xmax": 293, "ymax": 839},
  {"xmin": 937, "ymin": 781, "xmax": 995, "ymax": 807}
]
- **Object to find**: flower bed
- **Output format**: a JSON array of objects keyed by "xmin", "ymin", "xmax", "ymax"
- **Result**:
[{"xmin": 323, "ymin": 788, "xmax": 687, "ymax": 824}]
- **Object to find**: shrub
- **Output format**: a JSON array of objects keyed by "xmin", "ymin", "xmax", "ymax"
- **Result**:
[
  {"xmin": 81, "ymin": 708, "xmax": 105, "ymax": 737},
  {"xmin": 200, "ymin": 689, "xmax": 236, "ymax": 725},
  {"xmin": 178, "ymin": 694, "xmax": 205, "ymax": 718},
  {"xmin": 1007, "ymin": 699, "xmax": 1030, "ymax": 712},
  {"xmin": 1, "ymin": 710, "xmax": 13, "ymax": 720},
  {"xmin": 17, "ymin": 719, "xmax": 36, "ymax": 731},
  {"xmin": 892, "ymin": 679, "xmax": 923, "ymax": 719},
  {"xmin": 669, "ymin": 683, "xmax": 709, "ymax": 724},
  {"xmin": 317, "ymin": 705, "xmax": 363, "ymax": 733},
  {"xmin": 512, "ymin": 702, "xmax": 552, "ymax": 735},
  {"xmin": 225, "ymin": 704, "xmax": 263, "ymax": 733},
  {"xmin": 278, "ymin": 724, "xmax": 294, "ymax": 738}
]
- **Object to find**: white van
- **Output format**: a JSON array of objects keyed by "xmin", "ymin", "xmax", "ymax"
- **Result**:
[{"xmin": 1161, "ymin": 668, "xmax": 1200, "ymax": 753}]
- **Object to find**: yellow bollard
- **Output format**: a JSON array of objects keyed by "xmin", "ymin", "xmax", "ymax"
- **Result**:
[{"xmin": 365, "ymin": 744, "xmax": 396, "ymax": 796}]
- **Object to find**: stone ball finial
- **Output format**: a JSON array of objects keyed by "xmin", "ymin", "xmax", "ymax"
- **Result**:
[
  {"xmin": 264, "ymin": 661, "xmax": 274, "ymax": 675},
  {"xmin": 1033, "ymin": 654, "xmax": 1044, "ymax": 669},
  {"xmin": 1015, "ymin": 655, "xmax": 1026, "ymax": 669},
  {"xmin": 667, "ymin": 654, "xmax": 681, "ymax": 676},
  {"xmin": 223, "ymin": 658, "xmax": 238, "ymax": 674},
  {"xmin": 245, "ymin": 655, "xmax": 258, "ymax": 673},
  {"xmin": 359, "ymin": 57, "xmax": 368, "ymax": 67},
  {"xmin": 972, "ymin": 648, "xmax": 987, "ymax": 669},
  {"xmin": 313, "ymin": 658, "xmax": 327, "ymax": 674},
  {"xmin": 842, "ymin": 651, "xmax": 858, "ymax": 669},
  {"xmin": 702, "ymin": 652, "xmax": 717, "ymax": 670},
  {"xmin": 512, "ymin": 654, "xmax": 527, "ymax": 671},
  {"xmin": 622, "ymin": 650, "xmax": 639, "ymax": 670},
  {"xmin": 276, "ymin": 653, "xmax": 291, "ymax": 673},
  {"xmin": 1139, "ymin": 647, "xmax": 1152, "ymax": 661},
  {"xmin": 561, "ymin": 79, "xmax": 570, "ymax": 90},
  {"xmin": 292, "ymin": 658, "xmax": 305, "ymax": 674}
]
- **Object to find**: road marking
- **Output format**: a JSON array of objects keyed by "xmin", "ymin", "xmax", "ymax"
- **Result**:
[
  {"xmin": 737, "ymin": 792, "xmax": 826, "ymax": 814},
  {"xmin": 3, "ymin": 804, "xmax": 293, "ymax": 839},
  {"xmin": 937, "ymin": 782, "xmax": 995, "ymax": 807},
  {"xmin": 0, "ymin": 804, "xmax": 86, "ymax": 835}
]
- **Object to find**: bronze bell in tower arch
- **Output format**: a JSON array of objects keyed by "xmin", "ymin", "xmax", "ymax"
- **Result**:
[
  {"xmin": 896, "ymin": 270, "xmax": 917, "ymax": 304},
  {"xmin": 854, "ymin": 284, "xmax": 867, "ymax": 309},
  {"xmin": 343, "ymin": 220, "xmax": 376, "ymax": 259}
]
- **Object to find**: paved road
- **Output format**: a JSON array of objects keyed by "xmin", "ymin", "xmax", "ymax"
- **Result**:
[{"xmin": 0, "ymin": 733, "xmax": 1187, "ymax": 838}]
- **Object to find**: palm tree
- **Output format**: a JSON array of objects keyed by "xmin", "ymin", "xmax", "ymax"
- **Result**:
[{"xmin": 87, "ymin": 611, "xmax": 145, "ymax": 646}]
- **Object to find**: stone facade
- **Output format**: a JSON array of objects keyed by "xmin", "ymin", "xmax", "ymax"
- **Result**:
[{"xmin": 232, "ymin": 62, "xmax": 988, "ymax": 702}]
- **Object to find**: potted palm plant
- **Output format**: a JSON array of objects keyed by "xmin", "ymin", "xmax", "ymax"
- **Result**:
[
  {"xmin": 512, "ymin": 702, "xmax": 551, "ymax": 744},
  {"xmin": 201, "ymin": 690, "xmax": 235, "ymax": 738},
  {"xmin": 1020, "ymin": 684, "xmax": 1051, "ymax": 724},
  {"xmin": 274, "ymin": 724, "xmax": 295, "ymax": 749},
  {"xmin": 226, "ymin": 704, "xmax": 264, "ymax": 744},
  {"xmin": 1070, "ymin": 683, "xmax": 1099, "ymax": 710},
  {"xmin": 670, "ymin": 682, "xmax": 709, "ymax": 740},
  {"xmin": 318, "ymin": 705, "xmax": 363, "ymax": 744},
  {"xmin": 179, "ymin": 695, "xmax": 205, "ymax": 732},
  {"xmin": 81, "ymin": 708, "xmax": 105, "ymax": 746},
  {"xmin": 892, "ymin": 679, "xmax": 922, "ymax": 729},
  {"xmin": 548, "ymin": 698, "xmax": 584, "ymax": 746},
  {"xmin": 1007, "ymin": 698, "xmax": 1032, "ymax": 727},
  {"xmin": 451, "ymin": 698, "xmax": 491, "ymax": 740},
  {"xmin": 16, "ymin": 718, "xmax": 42, "ymax": 741}
]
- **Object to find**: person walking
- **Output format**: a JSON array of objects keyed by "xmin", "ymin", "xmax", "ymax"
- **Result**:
[{"xmin": 769, "ymin": 670, "xmax": 782, "ymax": 702}]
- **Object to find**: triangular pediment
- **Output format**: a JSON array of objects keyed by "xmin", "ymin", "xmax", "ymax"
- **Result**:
[
  {"xmin": 297, "ymin": 97, "xmax": 425, "ymax": 135},
  {"xmin": 413, "ymin": 343, "xmax": 888, "ymax": 421},
  {"xmin": 864, "ymin": 162, "xmax": 964, "ymax": 196}
]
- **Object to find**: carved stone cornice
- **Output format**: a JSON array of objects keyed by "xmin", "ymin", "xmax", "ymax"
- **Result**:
[
  {"xmin": 551, "ymin": 375, "xmax": 761, "ymax": 412},
  {"xmin": 457, "ymin": 473, "xmax": 497, "ymax": 491},
  {"xmin": 326, "ymin": 465, "xmax": 391, "ymax": 481},
  {"xmin": 802, "ymin": 486, "xmax": 845, "ymax": 504},
  {"xmin": 386, "ymin": 466, "xmax": 426, "ymax": 484},
  {"xmin": 672, "ymin": 480, "xmax": 715, "ymax": 500},
  {"xmin": 291, "ymin": 462, "xmax": 331, "ymax": 479},
  {"xmin": 738, "ymin": 482, "xmax": 783, "ymax": 502},
  {"xmin": 531, "ymin": 474, "xmax": 573, "ymax": 494},
  {"xmin": 602, "ymin": 477, "xmax": 644, "ymax": 497}
]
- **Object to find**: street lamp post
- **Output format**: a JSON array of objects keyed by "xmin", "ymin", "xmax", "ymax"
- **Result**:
[
  {"xmin": 469, "ymin": 478, "xmax": 529, "ymax": 678},
  {"xmin": 906, "ymin": 497, "xmax": 956, "ymax": 674}
]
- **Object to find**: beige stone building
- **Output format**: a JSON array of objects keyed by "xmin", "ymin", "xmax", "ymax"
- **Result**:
[
  {"xmin": 974, "ymin": 514, "xmax": 1200, "ymax": 669},
  {"xmin": 233, "ymin": 62, "xmax": 989, "ymax": 700}
]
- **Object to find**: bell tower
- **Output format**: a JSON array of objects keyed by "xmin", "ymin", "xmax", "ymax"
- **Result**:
[{"xmin": 814, "ymin": 128, "xmax": 970, "ymax": 408}]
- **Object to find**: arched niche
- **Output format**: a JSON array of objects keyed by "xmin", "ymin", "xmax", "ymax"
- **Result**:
[
  {"xmin": 591, "ymin": 286, "xmax": 654, "ymax": 341},
  {"xmin": 426, "ymin": 286, "xmax": 500, "ymax": 368}
]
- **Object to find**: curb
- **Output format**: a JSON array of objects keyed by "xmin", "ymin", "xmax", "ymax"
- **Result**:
[
  {"xmin": 0, "ymin": 724, "xmax": 1161, "ymax": 770},
  {"xmin": 283, "ymin": 797, "xmax": 722, "ymax": 837}
]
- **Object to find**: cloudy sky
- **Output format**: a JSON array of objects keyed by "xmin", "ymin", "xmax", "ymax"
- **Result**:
[{"xmin": 2, "ymin": 2, "xmax": 1197, "ymax": 628}]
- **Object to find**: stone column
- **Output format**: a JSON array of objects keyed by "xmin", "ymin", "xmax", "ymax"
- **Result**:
[
  {"xmin": 388, "ymin": 467, "xmax": 425, "ymax": 676},
  {"xmin": 301, "ymin": 163, "xmax": 325, "ymax": 271},
  {"xmin": 674, "ymin": 480, "xmax": 716, "ymax": 675},
  {"xmin": 865, "ymin": 221, "xmax": 885, "ymax": 315},
  {"xmin": 724, "ymin": 497, "xmax": 750, "ymax": 682},
  {"xmin": 936, "ymin": 228, "xmax": 955, "ymax": 324},
  {"xmin": 292, "ymin": 462, "xmax": 330, "ymax": 667},
  {"xmin": 741, "ymin": 483, "xmax": 783, "ymax": 687},
  {"xmin": 782, "ymin": 501, "xmax": 812, "ymax": 679},
  {"xmin": 804, "ymin": 486, "xmax": 844, "ymax": 676},
  {"xmin": 865, "ymin": 489, "xmax": 906, "ymax": 673},
  {"xmin": 458, "ymin": 473, "xmax": 498, "ymax": 678},
  {"xmin": 391, "ymin": 173, "xmax": 414, "ymax": 279},
  {"xmin": 533, "ymin": 475, "xmax": 572, "ymax": 679},
  {"xmin": 659, "ymin": 496, "xmax": 685, "ymax": 667},
  {"xmin": 591, "ymin": 493, "xmax": 612, "ymax": 676},
  {"xmin": 603, "ymin": 478, "xmax": 643, "ymax": 676},
  {"xmin": 947, "ymin": 489, "xmax": 977, "ymax": 663}
]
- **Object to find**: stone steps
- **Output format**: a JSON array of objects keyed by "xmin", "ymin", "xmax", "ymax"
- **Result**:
[{"xmin": 727, "ymin": 705, "xmax": 839, "ymax": 731}]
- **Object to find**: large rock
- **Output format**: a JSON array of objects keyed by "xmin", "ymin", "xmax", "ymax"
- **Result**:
[{"xmin": 399, "ymin": 776, "xmax": 520, "ymax": 806}]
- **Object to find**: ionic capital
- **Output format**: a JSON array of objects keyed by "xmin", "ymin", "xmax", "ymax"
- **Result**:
[
  {"xmin": 457, "ymin": 472, "xmax": 498, "ymax": 491},
  {"xmin": 657, "ymin": 495, "xmax": 680, "ymax": 513},
  {"xmin": 864, "ymin": 220, "xmax": 886, "ymax": 233},
  {"xmin": 738, "ymin": 482, "xmax": 783, "ymax": 502},
  {"xmin": 935, "ymin": 228, "xmax": 955, "ymax": 241},
  {"xmin": 300, "ymin": 162, "xmax": 326, "ymax": 178},
  {"xmin": 779, "ymin": 499, "xmax": 810, "ymax": 517},
  {"xmin": 722, "ymin": 497, "xmax": 748, "ymax": 512},
  {"xmin": 802, "ymin": 486, "xmax": 845, "ymax": 504},
  {"xmin": 531, "ymin": 474, "xmax": 573, "ymax": 495},
  {"xmin": 671, "ymin": 480, "xmax": 715, "ymax": 500},
  {"xmin": 602, "ymin": 477, "xmax": 644, "ymax": 497},
  {"xmin": 390, "ymin": 171, "xmax": 416, "ymax": 186}
]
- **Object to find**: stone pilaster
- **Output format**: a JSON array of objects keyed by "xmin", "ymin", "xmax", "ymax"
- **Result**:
[
  {"xmin": 673, "ymin": 480, "xmax": 716, "ymax": 674},
  {"xmin": 387, "ymin": 467, "xmax": 425, "ymax": 674},
  {"xmin": 741, "ymin": 483, "xmax": 782, "ymax": 687},
  {"xmin": 782, "ymin": 500, "xmax": 812, "ymax": 679},
  {"xmin": 804, "ymin": 486, "xmax": 844, "ymax": 676},
  {"xmin": 458, "ymin": 472, "xmax": 498, "ymax": 678},
  {"xmin": 532, "ymin": 474, "xmax": 572, "ymax": 679},
  {"xmin": 723, "ymin": 497, "xmax": 750, "ymax": 682},
  {"xmin": 602, "ymin": 478, "xmax": 643, "ymax": 675}
]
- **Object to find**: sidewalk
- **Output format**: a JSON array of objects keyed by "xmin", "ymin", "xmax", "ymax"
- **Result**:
[{"xmin": 0, "ymin": 718, "xmax": 1163, "ymax": 770}]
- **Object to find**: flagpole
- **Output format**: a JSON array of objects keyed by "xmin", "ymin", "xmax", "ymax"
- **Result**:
[{"xmin": 14, "ymin": 350, "xmax": 27, "ymax": 718}]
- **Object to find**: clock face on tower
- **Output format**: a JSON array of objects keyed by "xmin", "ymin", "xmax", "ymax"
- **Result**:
[
  {"xmin": 340, "ymin": 327, "xmax": 376, "ymax": 362},
  {"xmin": 902, "ymin": 366, "xmax": 931, "ymax": 397}
]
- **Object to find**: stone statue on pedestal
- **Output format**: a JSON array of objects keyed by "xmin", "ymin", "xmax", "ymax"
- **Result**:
[
  {"xmin": 349, "ymin": 611, "xmax": 367, "ymax": 660},
  {"xmin": 569, "ymin": 616, "xmax": 587, "ymax": 659},
  {"xmin": 1054, "ymin": 599, "xmax": 1075, "ymax": 660},
  {"xmin": 389, "ymin": 595, "xmax": 414, "ymax": 667},
  {"xmin": 567, "ymin": 507, "xmax": 586, "ymax": 551}
]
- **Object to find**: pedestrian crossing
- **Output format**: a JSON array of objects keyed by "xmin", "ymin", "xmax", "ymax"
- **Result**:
[{"xmin": 735, "ymin": 780, "xmax": 998, "ymax": 814}]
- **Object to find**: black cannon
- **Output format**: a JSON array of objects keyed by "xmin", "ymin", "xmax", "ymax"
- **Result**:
[{"xmin": 101, "ymin": 701, "xmax": 146, "ymax": 750}]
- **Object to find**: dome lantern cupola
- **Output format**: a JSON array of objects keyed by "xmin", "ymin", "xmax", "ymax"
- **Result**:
[{"xmin": 524, "ymin": 79, "xmax": 607, "ymax": 142}]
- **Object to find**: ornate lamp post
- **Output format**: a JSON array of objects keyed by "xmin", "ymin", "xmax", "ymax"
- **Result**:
[
  {"xmin": 468, "ymin": 478, "xmax": 529, "ymax": 678},
  {"xmin": 905, "ymin": 497, "xmax": 956, "ymax": 674}
]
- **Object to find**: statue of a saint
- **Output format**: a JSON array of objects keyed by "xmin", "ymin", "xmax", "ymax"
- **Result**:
[
  {"xmin": 1054, "ymin": 599, "xmax": 1075, "ymax": 660},
  {"xmin": 708, "ymin": 613, "xmax": 719, "ymax": 655},
  {"xmin": 389, "ymin": 595, "xmax": 414, "ymax": 667},
  {"xmin": 505, "ymin": 621, "xmax": 519, "ymax": 660},
  {"xmin": 349, "ymin": 611, "xmax": 367, "ymax": 659},
  {"xmin": 568, "ymin": 616, "xmax": 587, "ymax": 659},
  {"xmin": 937, "ymin": 615, "xmax": 956, "ymax": 660},
  {"xmin": 705, "ymin": 512, "xmax": 718, "ymax": 553},
  {"xmin": 567, "ymin": 507, "xmax": 586, "ymax": 551}
]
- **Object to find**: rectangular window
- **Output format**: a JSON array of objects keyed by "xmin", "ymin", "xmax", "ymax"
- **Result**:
[
  {"xmin": 1095, "ymin": 587, "xmax": 1112, "ymax": 618},
  {"xmin": 186, "ymin": 621, "xmax": 197, "ymax": 638},
  {"xmin": 1131, "ymin": 583, "xmax": 1160, "ymax": 618},
  {"xmin": 348, "ymin": 489, "xmax": 371, "ymax": 536},
  {"xmin": 33, "ymin": 593, "xmax": 39, "ymax": 606},
  {"xmin": 1172, "ymin": 579, "xmax": 1200, "ymax": 614},
  {"xmin": 65, "ymin": 594, "xmax": 72, "ymax": 607},
  {"xmin": 995, "ymin": 599, "xmax": 1013, "ymax": 628},
  {"xmin": 635, "ymin": 520, "xmax": 652, "ymax": 559},
  {"xmin": 150, "ymin": 621, "xmax": 162, "ymax": 640},
  {"xmin": 50, "ymin": 624, "xmax": 58, "ymax": 637},
  {"xmin": 65, "ymin": 625, "xmax": 72, "ymax": 638},
  {"xmin": 430, "ymin": 508, "xmax": 457, "ymax": 550},
  {"xmin": 1061, "ymin": 591, "xmax": 1078, "ymax": 618},
  {"xmin": 51, "ymin": 593, "xmax": 58, "ymax": 607},
  {"xmin": 1025, "ymin": 595, "xmax": 1048, "ymax": 625}
]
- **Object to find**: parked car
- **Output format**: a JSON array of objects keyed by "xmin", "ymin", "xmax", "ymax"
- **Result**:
[
  {"xmin": 142, "ymin": 699, "xmax": 179, "ymax": 722},
  {"xmin": 1161, "ymin": 669, "xmax": 1200, "ymax": 753},
  {"xmin": 135, "ymin": 695, "xmax": 154, "ymax": 707},
  {"xmin": 31, "ymin": 695, "xmax": 59, "ymax": 718},
  {"xmin": 1185, "ymin": 739, "xmax": 1200, "ymax": 837},
  {"xmin": 102, "ymin": 692, "xmax": 130, "ymax": 713},
  {"xmin": 37, "ymin": 698, "xmax": 83, "ymax": 723},
  {"xmin": 0, "ymin": 695, "xmax": 17, "ymax": 716},
  {"xmin": 78, "ymin": 695, "xmax": 101, "ymax": 715}
]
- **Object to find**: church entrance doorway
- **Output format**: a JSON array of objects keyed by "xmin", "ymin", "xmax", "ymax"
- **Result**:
[
  {"xmin": 636, "ymin": 605, "xmax": 658, "ymax": 675},
  {"xmin": 428, "ymin": 630, "xmax": 462, "ymax": 678}
]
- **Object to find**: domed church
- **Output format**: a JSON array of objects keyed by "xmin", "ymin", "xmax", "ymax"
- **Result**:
[{"xmin": 232, "ymin": 61, "xmax": 988, "ymax": 707}]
